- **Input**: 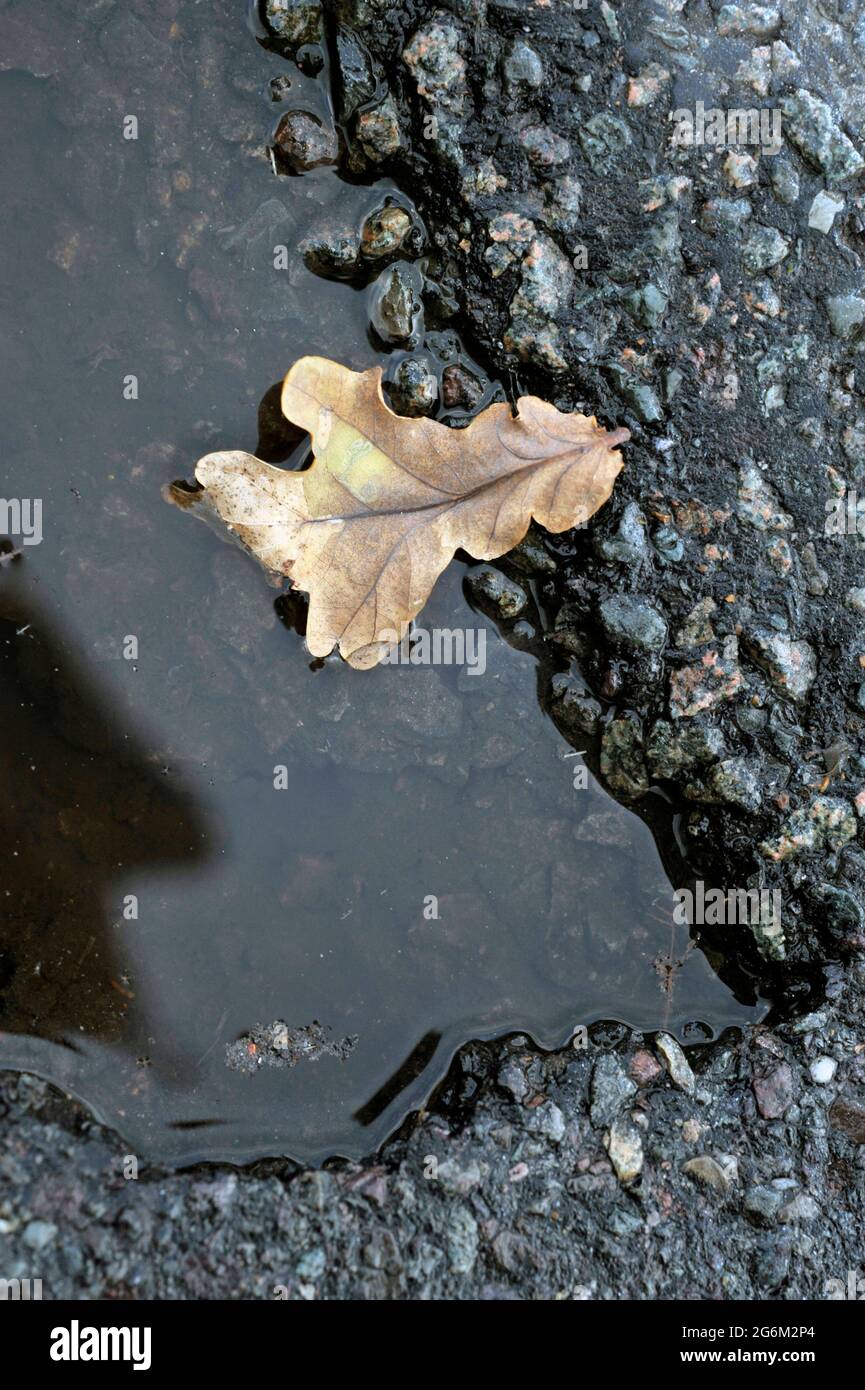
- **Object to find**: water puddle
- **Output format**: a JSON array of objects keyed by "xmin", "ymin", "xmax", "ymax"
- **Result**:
[{"xmin": 0, "ymin": 1, "xmax": 766, "ymax": 1165}]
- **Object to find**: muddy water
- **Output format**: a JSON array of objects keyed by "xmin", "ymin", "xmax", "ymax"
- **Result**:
[{"xmin": 0, "ymin": 1, "xmax": 765, "ymax": 1164}]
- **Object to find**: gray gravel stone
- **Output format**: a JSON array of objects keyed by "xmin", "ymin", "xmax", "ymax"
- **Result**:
[
  {"xmin": 598, "ymin": 594, "xmax": 667, "ymax": 653},
  {"xmin": 590, "ymin": 1053, "xmax": 637, "ymax": 1128},
  {"xmin": 825, "ymin": 294, "xmax": 865, "ymax": 340},
  {"xmin": 781, "ymin": 90, "xmax": 865, "ymax": 185}
]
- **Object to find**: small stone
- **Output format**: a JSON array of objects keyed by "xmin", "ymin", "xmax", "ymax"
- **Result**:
[
  {"xmin": 745, "ymin": 1184, "xmax": 786, "ymax": 1224},
  {"xmin": 809, "ymin": 190, "xmax": 844, "ymax": 233},
  {"xmin": 590, "ymin": 1053, "xmax": 637, "ymax": 1128},
  {"xmin": 503, "ymin": 40, "xmax": 544, "ymax": 91},
  {"xmin": 676, "ymin": 598, "xmax": 717, "ymax": 648},
  {"xmin": 779, "ymin": 1193, "xmax": 819, "ymax": 1223},
  {"xmin": 300, "ymin": 225, "xmax": 360, "ymax": 279},
  {"xmin": 810, "ymin": 883, "xmax": 863, "ymax": 947},
  {"xmin": 606, "ymin": 366, "xmax": 663, "ymax": 423},
  {"xmin": 23, "ymin": 1220, "xmax": 57, "ymax": 1251},
  {"xmin": 825, "ymin": 294, "xmax": 865, "ymax": 340},
  {"xmin": 361, "ymin": 205, "xmax": 414, "ymax": 260},
  {"xmin": 648, "ymin": 14, "xmax": 690, "ymax": 50},
  {"xmin": 738, "ymin": 462, "xmax": 792, "ymax": 531},
  {"xmin": 810, "ymin": 1056, "xmax": 837, "ymax": 1085},
  {"xmin": 387, "ymin": 357, "xmax": 438, "ymax": 417},
  {"xmin": 742, "ymin": 224, "xmax": 790, "ymax": 274},
  {"xmin": 600, "ymin": 718, "xmax": 649, "ymax": 800},
  {"xmin": 497, "ymin": 1058, "xmax": 529, "ymax": 1102},
  {"xmin": 598, "ymin": 594, "xmax": 667, "ymax": 653},
  {"xmin": 296, "ymin": 1247, "xmax": 326, "ymax": 1280},
  {"xmin": 747, "ymin": 279, "xmax": 782, "ymax": 319},
  {"xmin": 781, "ymin": 90, "xmax": 865, "ymax": 186},
  {"xmin": 507, "ymin": 530, "xmax": 556, "ymax": 575},
  {"xmin": 274, "ymin": 110, "xmax": 338, "ymax": 171},
  {"xmin": 766, "ymin": 537, "xmax": 792, "ymax": 574},
  {"xmin": 683, "ymin": 1155, "xmax": 731, "ymax": 1193},
  {"xmin": 550, "ymin": 675, "xmax": 603, "ymax": 737},
  {"xmin": 403, "ymin": 17, "xmax": 467, "ymax": 121},
  {"xmin": 630, "ymin": 1049, "xmax": 662, "ymax": 1087},
  {"xmin": 801, "ymin": 542, "xmax": 829, "ymax": 597},
  {"xmin": 717, "ymin": 1153, "xmax": 740, "ymax": 1186},
  {"xmin": 761, "ymin": 797, "xmax": 857, "ymax": 862},
  {"xmin": 842, "ymin": 424, "xmax": 865, "ymax": 463},
  {"xmin": 542, "ymin": 175, "xmax": 582, "ymax": 235},
  {"xmin": 369, "ymin": 262, "xmax": 421, "ymax": 344},
  {"xmin": 656, "ymin": 1033, "xmax": 695, "ymax": 1093},
  {"xmin": 606, "ymin": 1114, "xmax": 643, "ymax": 1185},
  {"xmin": 772, "ymin": 41, "xmax": 800, "ymax": 78},
  {"xmin": 441, "ymin": 363, "xmax": 484, "ymax": 410},
  {"xmin": 700, "ymin": 198, "xmax": 752, "ymax": 235},
  {"xmin": 653, "ymin": 523, "xmax": 684, "ymax": 562},
  {"xmin": 532, "ymin": 1102, "xmax": 566, "ymax": 1144},
  {"xmin": 770, "ymin": 160, "xmax": 799, "ymax": 205},
  {"xmin": 626, "ymin": 283, "xmax": 668, "ymax": 328},
  {"xmin": 356, "ymin": 96, "xmax": 404, "ymax": 161},
  {"xmin": 436, "ymin": 1158, "xmax": 483, "ymax": 1196},
  {"xmin": 600, "ymin": 0, "xmax": 621, "ymax": 41},
  {"xmin": 519, "ymin": 124, "xmax": 571, "ymax": 169},
  {"xmin": 597, "ymin": 502, "xmax": 649, "ymax": 565},
  {"xmin": 497, "ymin": 227, "xmax": 573, "ymax": 373},
  {"xmin": 790, "ymin": 1010, "xmax": 828, "ymax": 1035},
  {"xmin": 669, "ymin": 636, "xmax": 743, "ymax": 719},
  {"xmin": 829, "ymin": 1095, "xmax": 865, "ymax": 1144},
  {"xmin": 264, "ymin": 0, "xmax": 323, "ymax": 47},
  {"xmin": 744, "ymin": 628, "xmax": 816, "ymax": 701},
  {"xmin": 724, "ymin": 152, "xmax": 758, "ymax": 189},
  {"xmin": 716, "ymin": 4, "xmax": 781, "ymax": 40},
  {"xmin": 706, "ymin": 756, "xmax": 763, "ymax": 813},
  {"xmin": 627, "ymin": 63, "xmax": 670, "ymax": 108},
  {"xmin": 447, "ymin": 1207, "xmax": 478, "ymax": 1274},
  {"xmin": 578, "ymin": 113, "xmax": 632, "ymax": 167},
  {"xmin": 753, "ymin": 1062, "xmax": 794, "ymax": 1119},
  {"xmin": 465, "ymin": 566, "xmax": 527, "ymax": 619},
  {"xmin": 647, "ymin": 719, "xmax": 724, "ymax": 780}
]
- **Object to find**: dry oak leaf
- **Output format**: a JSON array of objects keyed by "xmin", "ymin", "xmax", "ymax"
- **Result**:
[{"xmin": 194, "ymin": 356, "xmax": 628, "ymax": 669}]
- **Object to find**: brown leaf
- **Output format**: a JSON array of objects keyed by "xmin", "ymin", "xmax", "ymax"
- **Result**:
[{"xmin": 194, "ymin": 356, "xmax": 628, "ymax": 669}]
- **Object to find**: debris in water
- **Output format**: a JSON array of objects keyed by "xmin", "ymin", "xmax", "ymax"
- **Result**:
[{"xmin": 225, "ymin": 1019, "xmax": 357, "ymax": 1074}]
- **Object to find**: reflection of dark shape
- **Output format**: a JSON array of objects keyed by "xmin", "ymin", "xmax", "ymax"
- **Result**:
[
  {"xmin": 354, "ymin": 1031, "xmax": 442, "ymax": 1126},
  {"xmin": 0, "ymin": 559, "xmax": 208, "ymax": 1046},
  {"xmin": 275, "ymin": 588, "xmax": 309, "ymax": 638},
  {"xmin": 461, "ymin": 564, "xmax": 765, "ymax": 1013},
  {"xmin": 256, "ymin": 380, "xmax": 307, "ymax": 463}
]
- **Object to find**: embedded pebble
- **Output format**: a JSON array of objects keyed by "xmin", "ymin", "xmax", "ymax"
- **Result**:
[
  {"xmin": 683, "ymin": 1155, "xmax": 732, "ymax": 1194},
  {"xmin": 387, "ymin": 357, "xmax": 438, "ymax": 417},
  {"xmin": 274, "ymin": 110, "xmax": 338, "ymax": 170},
  {"xmin": 810, "ymin": 1056, "xmax": 837, "ymax": 1085},
  {"xmin": 656, "ymin": 1033, "xmax": 695, "ymax": 1094},
  {"xmin": 809, "ymin": 191, "xmax": 844, "ymax": 234},
  {"xmin": 606, "ymin": 1115, "xmax": 644, "ymax": 1185}
]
